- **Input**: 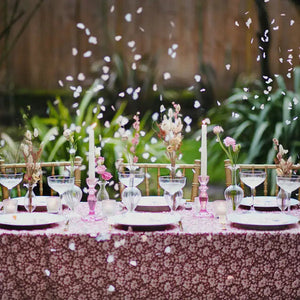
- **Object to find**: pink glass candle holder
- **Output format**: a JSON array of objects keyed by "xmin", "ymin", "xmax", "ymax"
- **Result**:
[
  {"xmin": 82, "ymin": 177, "xmax": 101, "ymax": 222},
  {"xmin": 195, "ymin": 175, "xmax": 214, "ymax": 218}
]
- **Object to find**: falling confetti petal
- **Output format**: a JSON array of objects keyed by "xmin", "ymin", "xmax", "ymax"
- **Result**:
[
  {"xmin": 130, "ymin": 260, "xmax": 137, "ymax": 266},
  {"xmin": 108, "ymin": 285, "xmax": 115, "ymax": 292},
  {"xmin": 128, "ymin": 41, "xmax": 135, "ymax": 48},
  {"xmin": 107, "ymin": 255, "xmax": 114, "ymax": 263},
  {"xmin": 69, "ymin": 242, "xmax": 76, "ymax": 251},
  {"xmin": 85, "ymin": 28, "xmax": 90, "ymax": 36},
  {"xmin": 142, "ymin": 152, "xmax": 150, "ymax": 159},
  {"xmin": 184, "ymin": 116, "xmax": 192, "ymax": 125},
  {"xmin": 115, "ymin": 35, "xmax": 122, "ymax": 41},
  {"xmin": 66, "ymin": 76, "xmax": 73, "ymax": 81},
  {"xmin": 76, "ymin": 23, "xmax": 85, "ymax": 29},
  {"xmin": 290, "ymin": 20, "xmax": 295, "ymax": 26},
  {"xmin": 245, "ymin": 18, "xmax": 252, "ymax": 28},
  {"xmin": 163, "ymin": 72, "xmax": 171, "ymax": 80},
  {"xmin": 72, "ymin": 48, "xmax": 78, "ymax": 56},
  {"xmin": 88, "ymin": 36, "xmax": 98, "ymax": 44},
  {"xmin": 58, "ymin": 80, "xmax": 64, "ymax": 87},
  {"xmin": 194, "ymin": 100, "xmax": 200, "ymax": 108},
  {"xmin": 151, "ymin": 157, "xmax": 157, "ymax": 162},
  {"xmin": 152, "ymin": 112, "xmax": 159, "ymax": 121},
  {"xmin": 77, "ymin": 73, "xmax": 85, "ymax": 81},
  {"xmin": 44, "ymin": 269, "xmax": 50, "ymax": 276},
  {"xmin": 104, "ymin": 56, "xmax": 111, "ymax": 62},
  {"xmin": 114, "ymin": 239, "xmax": 126, "ymax": 248},
  {"xmin": 137, "ymin": 7, "xmax": 143, "ymax": 14},
  {"xmin": 125, "ymin": 13, "xmax": 132, "ymax": 22},
  {"xmin": 160, "ymin": 105, "xmax": 166, "ymax": 113},
  {"xmin": 225, "ymin": 64, "xmax": 231, "ymax": 70},
  {"xmin": 235, "ymin": 21, "xmax": 239, "ymax": 27},
  {"xmin": 194, "ymin": 74, "xmax": 201, "ymax": 82},
  {"xmin": 165, "ymin": 246, "xmax": 171, "ymax": 254},
  {"xmin": 110, "ymin": 5, "xmax": 115, "ymax": 13},
  {"xmin": 83, "ymin": 51, "xmax": 92, "ymax": 58}
]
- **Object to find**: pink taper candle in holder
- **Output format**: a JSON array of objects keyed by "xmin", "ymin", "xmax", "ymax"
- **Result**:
[
  {"xmin": 195, "ymin": 175, "xmax": 214, "ymax": 218},
  {"xmin": 88, "ymin": 124, "xmax": 96, "ymax": 181},
  {"xmin": 201, "ymin": 121, "xmax": 207, "ymax": 177},
  {"xmin": 82, "ymin": 123, "xmax": 101, "ymax": 221}
]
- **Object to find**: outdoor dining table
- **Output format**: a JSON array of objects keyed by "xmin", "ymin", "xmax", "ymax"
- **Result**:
[{"xmin": 0, "ymin": 202, "xmax": 299, "ymax": 300}]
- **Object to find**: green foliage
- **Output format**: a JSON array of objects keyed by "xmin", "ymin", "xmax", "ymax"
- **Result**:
[{"xmin": 206, "ymin": 67, "xmax": 300, "ymax": 183}]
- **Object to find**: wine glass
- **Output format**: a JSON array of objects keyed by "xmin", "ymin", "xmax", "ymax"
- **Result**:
[
  {"xmin": 276, "ymin": 175, "xmax": 300, "ymax": 213},
  {"xmin": 118, "ymin": 170, "xmax": 144, "ymax": 212},
  {"xmin": 159, "ymin": 176, "xmax": 186, "ymax": 212},
  {"xmin": 47, "ymin": 176, "xmax": 75, "ymax": 213},
  {"xmin": 239, "ymin": 170, "xmax": 266, "ymax": 213},
  {"xmin": 63, "ymin": 185, "xmax": 83, "ymax": 217},
  {"xmin": 0, "ymin": 173, "xmax": 23, "ymax": 199}
]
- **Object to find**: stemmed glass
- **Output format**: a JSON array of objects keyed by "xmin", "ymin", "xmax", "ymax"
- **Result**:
[
  {"xmin": 63, "ymin": 186, "xmax": 83, "ymax": 217},
  {"xmin": 119, "ymin": 170, "xmax": 144, "ymax": 212},
  {"xmin": 0, "ymin": 173, "xmax": 23, "ymax": 199},
  {"xmin": 276, "ymin": 175, "xmax": 300, "ymax": 213},
  {"xmin": 159, "ymin": 176, "xmax": 186, "ymax": 213},
  {"xmin": 47, "ymin": 176, "xmax": 75, "ymax": 213},
  {"xmin": 239, "ymin": 170, "xmax": 266, "ymax": 213}
]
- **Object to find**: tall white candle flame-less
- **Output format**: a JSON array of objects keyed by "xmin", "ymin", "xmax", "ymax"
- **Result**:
[
  {"xmin": 201, "ymin": 121, "xmax": 207, "ymax": 177},
  {"xmin": 88, "ymin": 124, "xmax": 96, "ymax": 180}
]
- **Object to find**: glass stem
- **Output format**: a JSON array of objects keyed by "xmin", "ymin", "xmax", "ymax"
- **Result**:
[
  {"xmin": 287, "ymin": 192, "xmax": 291, "ymax": 213},
  {"xmin": 250, "ymin": 188, "xmax": 255, "ymax": 212}
]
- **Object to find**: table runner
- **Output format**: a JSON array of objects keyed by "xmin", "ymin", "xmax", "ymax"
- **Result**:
[{"xmin": 0, "ymin": 203, "xmax": 299, "ymax": 299}]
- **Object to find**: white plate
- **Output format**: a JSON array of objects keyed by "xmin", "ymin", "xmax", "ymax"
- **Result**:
[
  {"xmin": 108, "ymin": 212, "xmax": 181, "ymax": 227},
  {"xmin": 240, "ymin": 196, "xmax": 299, "ymax": 208},
  {"xmin": 0, "ymin": 212, "xmax": 65, "ymax": 227},
  {"xmin": 136, "ymin": 196, "xmax": 186, "ymax": 211},
  {"xmin": 227, "ymin": 212, "xmax": 299, "ymax": 227},
  {"xmin": 15, "ymin": 196, "xmax": 64, "ymax": 207}
]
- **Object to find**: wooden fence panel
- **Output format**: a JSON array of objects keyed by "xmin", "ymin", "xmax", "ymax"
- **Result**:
[{"xmin": 0, "ymin": 0, "xmax": 299, "ymax": 96}]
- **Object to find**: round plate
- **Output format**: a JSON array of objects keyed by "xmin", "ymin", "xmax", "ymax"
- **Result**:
[
  {"xmin": 0, "ymin": 212, "xmax": 65, "ymax": 227},
  {"xmin": 15, "ymin": 196, "xmax": 65, "ymax": 207},
  {"xmin": 227, "ymin": 212, "xmax": 298, "ymax": 227},
  {"xmin": 108, "ymin": 212, "xmax": 181, "ymax": 227},
  {"xmin": 136, "ymin": 196, "xmax": 186, "ymax": 212},
  {"xmin": 240, "ymin": 196, "xmax": 299, "ymax": 208}
]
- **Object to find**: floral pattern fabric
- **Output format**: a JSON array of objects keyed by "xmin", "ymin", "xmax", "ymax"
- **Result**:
[{"xmin": 0, "ymin": 203, "xmax": 299, "ymax": 299}]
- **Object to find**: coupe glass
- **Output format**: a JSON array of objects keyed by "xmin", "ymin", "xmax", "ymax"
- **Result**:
[
  {"xmin": 239, "ymin": 170, "xmax": 266, "ymax": 213},
  {"xmin": 0, "ymin": 173, "xmax": 23, "ymax": 199},
  {"xmin": 276, "ymin": 175, "xmax": 300, "ymax": 213},
  {"xmin": 47, "ymin": 176, "xmax": 75, "ymax": 213},
  {"xmin": 159, "ymin": 176, "xmax": 186, "ymax": 212},
  {"xmin": 119, "ymin": 170, "xmax": 144, "ymax": 212}
]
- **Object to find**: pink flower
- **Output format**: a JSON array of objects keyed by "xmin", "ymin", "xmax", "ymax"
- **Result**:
[
  {"xmin": 101, "ymin": 171, "xmax": 113, "ymax": 181},
  {"xmin": 213, "ymin": 126, "xmax": 224, "ymax": 135},
  {"xmin": 96, "ymin": 156, "xmax": 105, "ymax": 165},
  {"xmin": 96, "ymin": 165, "xmax": 106, "ymax": 175},
  {"xmin": 223, "ymin": 137, "xmax": 236, "ymax": 149},
  {"xmin": 133, "ymin": 156, "xmax": 138, "ymax": 163}
]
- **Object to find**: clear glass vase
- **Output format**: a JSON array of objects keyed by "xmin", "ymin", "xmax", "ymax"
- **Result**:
[
  {"xmin": 224, "ymin": 165, "xmax": 244, "ymax": 212},
  {"xmin": 97, "ymin": 181, "xmax": 109, "ymax": 201},
  {"xmin": 24, "ymin": 183, "xmax": 37, "ymax": 213}
]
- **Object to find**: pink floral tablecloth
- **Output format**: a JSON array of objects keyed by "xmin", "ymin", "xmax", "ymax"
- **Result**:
[{"xmin": 0, "ymin": 203, "xmax": 299, "ymax": 300}]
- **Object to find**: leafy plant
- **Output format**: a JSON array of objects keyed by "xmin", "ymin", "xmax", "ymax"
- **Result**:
[{"xmin": 205, "ymin": 67, "xmax": 300, "ymax": 183}]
